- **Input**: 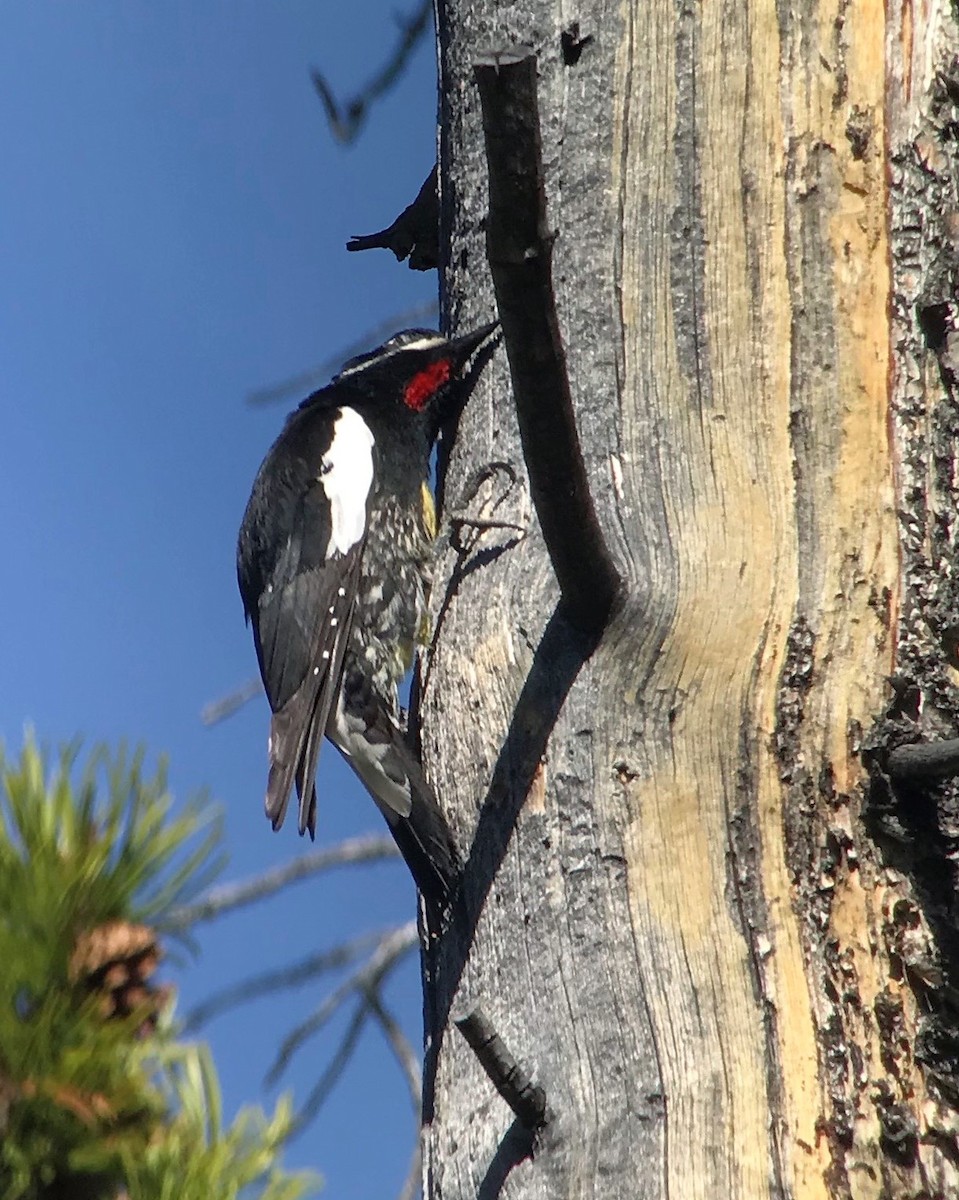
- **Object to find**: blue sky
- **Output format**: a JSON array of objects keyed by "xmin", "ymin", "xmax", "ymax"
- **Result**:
[{"xmin": 1, "ymin": 4, "xmax": 439, "ymax": 1194}]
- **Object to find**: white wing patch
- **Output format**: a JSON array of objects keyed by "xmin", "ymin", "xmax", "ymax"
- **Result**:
[{"xmin": 321, "ymin": 408, "xmax": 375, "ymax": 557}]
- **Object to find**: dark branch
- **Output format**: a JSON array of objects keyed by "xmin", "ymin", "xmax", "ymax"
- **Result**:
[
  {"xmin": 453, "ymin": 1005, "xmax": 550, "ymax": 1131},
  {"xmin": 348, "ymin": 166, "xmax": 438, "ymax": 270},
  {"xmin": 311, "ymin": 0, "xmax": 431, "ymax": 145},
  {"xmin": 473, "ymin": 49, "xmax": 623, "ymax": 634},
  {"xmin": 165, "ymin": 835, "xmax": 400, "ymax": 929},
  {"xmin": 887, "ymin": 738, "xmax": 959, "ymax": 782}
]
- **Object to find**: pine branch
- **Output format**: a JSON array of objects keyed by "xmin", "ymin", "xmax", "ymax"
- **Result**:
[
  {"xmin": 199, "ymin": 677, "xmax": 262, "ymax": 726},
  {"xmin": 363, "ymin": 987, "xmax": 421, "ymax": 1111},
  {"xmin": 290, "ymin": 1002, "xmax": 370, "ymax": 1135}
]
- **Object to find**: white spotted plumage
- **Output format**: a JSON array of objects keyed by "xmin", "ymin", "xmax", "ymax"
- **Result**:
[
  {"xmin": 320, "ymin": 408, "xmax": 375, "ymax": 557},
  {"xmin": 237, "ymin": 322, "xmax": 498, "ymax": 899}
]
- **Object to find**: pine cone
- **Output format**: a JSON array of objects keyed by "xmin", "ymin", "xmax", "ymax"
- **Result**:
[{"xmin": 69, "ymin": 921, "xmax": 171, "ymax": 1034}]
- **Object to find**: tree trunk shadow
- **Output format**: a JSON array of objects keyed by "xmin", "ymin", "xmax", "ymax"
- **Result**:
[
  {"xmin": 423, "ymin": 601, "xmax": 599, "ymax": 1120},
  {"xmin": 476, "ymin": 1119, "xmax": 536, "ymax": 1200}
]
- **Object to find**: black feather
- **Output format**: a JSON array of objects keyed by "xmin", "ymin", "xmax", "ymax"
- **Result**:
[
  {"xmin": 327, "ymin": 683, "xmax": 460, "ymax": 902},
  {"xmin": 237, "ymin": 402, "xmax": 370, "ymax": 833},
  {"xmin": 238, "ymin": 323, "xmax": 498, "ymax": 898},
  {"xmin": 291, "ymin": 553, "xmax": 363, "ymax": 835},
  {"xmin": 374, "ymin": 747, "xmax": 461, "ymax": 903}
]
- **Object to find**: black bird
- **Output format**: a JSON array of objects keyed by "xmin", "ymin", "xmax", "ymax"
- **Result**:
[{"xmin": 237, "ymin": 323, "xmax": 498, "ymax": 902}]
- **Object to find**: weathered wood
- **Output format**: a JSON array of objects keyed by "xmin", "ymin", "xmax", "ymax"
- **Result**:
[
  {"xmin": 473, "ymin": 49, "xmax": 623, "ymax": 633},
  {"xmin": 416, "ymin": 0, "xmax": 959, "ymax": 1196},
  {"xmin": 887, "ymin": 739, "xmax": 959, "ymax": 782},
  {"xmin": 453, "ymin": 1006, "xmax": 550, "ymax": 1131}
]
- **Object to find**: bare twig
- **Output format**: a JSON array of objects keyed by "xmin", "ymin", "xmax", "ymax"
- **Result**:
[
  {"xmin": 268, "ymin": 921, "xmax": 418, "ymax": 1084},
  {"xmin": 453, "ymin": 1006, "xmax": 549, "ymax": 1131},
  {"xmin": 348, "ymin": 166, "xmax": 438, "ymax": 270},
  {"xmin": 358, "ymin": 986, "xmax": 423, "ymax": 1199},
  {"xmin": 311, "ymin": 0, "xmax": 431, "ymax": 144},
  {"xmin": 288, "ymin": 973, "xmax": 423, "ymax": 1151},
  {"xmin": 474, "ymin": 49, "xmax": 623, "ymax": 634},
  {"xmin": 245, "ymin": 301, "xmax": 438, "ymax": 408},
  {"xmin": 397, "ymin": 1143, "xmax": 423, "ymax": 1200},
  {"xmin": 181, "ymin": 930, "xmax": 389, "ymax": 1032},
  {"xmin": 887, "ymin": 738, "xmax": 959, "ymax": 782},
  {"xmin": 165, "ymin": 836, "xmax": 399, "ymax": 930},
  {"xmin": 446, "ymin": 460, "xmax": 526, "ymax": 553},
  {"xmin": 291, "ymin": 1001, "xmax": 370, "ymax": 1135},
  {"xmin": 449, "ymin": 515, "xmax": 527, "ymax": 553},
  {"xmin": 363, "ymin": 987, "xmax": 421, "ymax": 1111},
  {"xmin": 200, "ymin": 677, "xmax": 262, "ymax": 726}
]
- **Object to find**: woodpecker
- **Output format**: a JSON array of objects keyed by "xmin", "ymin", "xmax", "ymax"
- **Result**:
[{"xmin": 237, "ymin": 322, "xmax": 498, "ymax": 903}]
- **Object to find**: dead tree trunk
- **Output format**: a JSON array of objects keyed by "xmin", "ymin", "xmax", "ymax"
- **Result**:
[{"xmin": 416, "ymin": 0, "xmax": 959, "ymax": 1195}]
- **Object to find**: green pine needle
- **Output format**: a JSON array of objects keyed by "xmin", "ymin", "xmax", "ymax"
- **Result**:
[{"xmin": 0, "ymin": 739, "xmax": 318, "ymax": 1200}]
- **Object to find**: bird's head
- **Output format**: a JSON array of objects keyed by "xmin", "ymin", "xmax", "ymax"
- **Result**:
[{"xmin": 334, "ymin": 322, "xmax": 499, "ymax": 417}]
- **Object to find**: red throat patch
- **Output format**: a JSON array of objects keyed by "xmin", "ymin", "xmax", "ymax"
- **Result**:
[{"xmin": 403, "ymin": 359, "xmax": 452, "ymax": 411}]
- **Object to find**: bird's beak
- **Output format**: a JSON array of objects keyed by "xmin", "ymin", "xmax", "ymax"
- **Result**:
[{"xmin": 449, "ymin": 320, "xmax": 500, "ymax": 371}]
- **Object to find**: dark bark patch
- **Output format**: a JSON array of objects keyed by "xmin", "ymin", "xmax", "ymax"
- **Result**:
[
  {"xmin": 560, "ymin": 24, "xmax": 593, "ymax": 66},
  {"xmin": 873, "ymin": 1080, "xmax": 919, "ymax": 1165},
  {"xmin": 844, "ymin": 106, "xmax": 872, "ymax": 160},
  {"xmin": 917, "ymin": 300, "xmax": 954, "ymax": 356},
  {"xmin": 874, "ymin": 988, "xmax": 908, "ymax": 1076},
  {"xmin": 917, "ymin": 1019, "xmax": 959, "ymax": 1106},
  {"xmin": 774, "ymin": 617, "xmax": 819, "ymax": 890},
  {"xmin": 670, "ymin": 0, "xmax": 712, "ymax": 412}
]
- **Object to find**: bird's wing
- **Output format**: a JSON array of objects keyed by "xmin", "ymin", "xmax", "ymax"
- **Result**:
[
  {"xmin": 258, "ymin": 534, "xmax": 363, "ymax": 837},
  {"xmin": 239, "ymin": 405, "xmax": 376, "ymax": 836}
]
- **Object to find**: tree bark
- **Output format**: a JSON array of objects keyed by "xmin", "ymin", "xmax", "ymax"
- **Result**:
[{"xmin": 417, "ymin": 0, "xmax": 959, "ymax": 1195}]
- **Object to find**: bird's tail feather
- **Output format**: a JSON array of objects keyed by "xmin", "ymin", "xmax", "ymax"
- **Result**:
[
  {"xmin": 266, "ymin": 676, "xmax": 326, "ymax": 838},
  {"xmin": 265, "ymin": 702, "xmax": 310, "ymax": 832},
  {"xmin": 270, "ymin": 622, "xmax": 357, "ymax": 838},
  {"xmin": 328, "ymin": 698, "xmax": 460, "ymax": 904},
  {"xmin": 382, "ymin": 757, "xmax": 460, "ymax": 904}
]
